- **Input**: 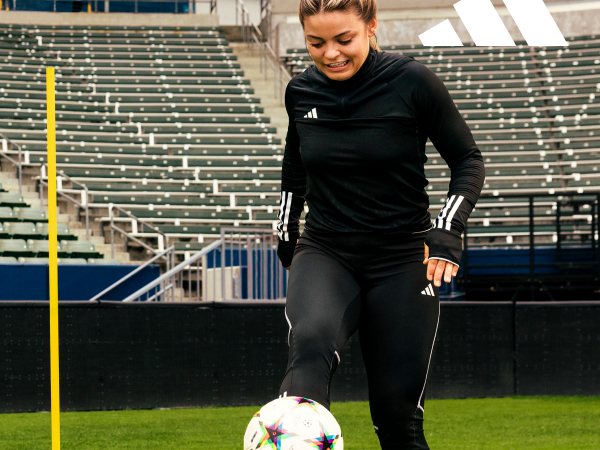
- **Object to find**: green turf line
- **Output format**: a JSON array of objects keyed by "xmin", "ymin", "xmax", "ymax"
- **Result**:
[{"xmin": 0, "ymin": 396, "xmax": 599, "ymax": 449}]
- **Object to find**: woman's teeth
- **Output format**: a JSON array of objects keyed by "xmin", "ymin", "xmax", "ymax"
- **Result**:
[{"xmin": 328, "ymin": 61, "xmax": 348, "ymax": 67}]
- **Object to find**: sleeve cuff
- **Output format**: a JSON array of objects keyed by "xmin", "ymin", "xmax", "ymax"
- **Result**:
[
  {"xmin": 425, "ymin": 256, "xmax": 460, "ymax": 268},
  {"xmin": 425, "ymin": 227, "xmax": 463, "ymax": 268}
]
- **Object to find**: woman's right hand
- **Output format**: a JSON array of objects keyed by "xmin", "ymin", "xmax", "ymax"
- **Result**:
[
  {"xmin": 285, "ymin": 239, "xmax": 300, "ymax": 270},
  {"xmin": 278, "ymin": 238, "xmax": 299, "ymax": 270},
  {"xmin": 285, "ymin": 238, "xmax": 300, "ymax": 270}
]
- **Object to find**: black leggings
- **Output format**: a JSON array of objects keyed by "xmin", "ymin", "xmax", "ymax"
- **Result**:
[{"xmin": 279, "ymin": 228, "xmax": 440, "ymax": 450}]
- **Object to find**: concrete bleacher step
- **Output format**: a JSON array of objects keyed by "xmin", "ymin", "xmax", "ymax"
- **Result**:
[
  {"xmin": 229, "ymin": 42, "xmax": 287, "ymax": 143},
  {"xmin": 0, "ymin": 173, "xmax": 37, "ymax": 195}
]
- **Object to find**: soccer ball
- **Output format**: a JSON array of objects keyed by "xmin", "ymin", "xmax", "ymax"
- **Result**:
[{"xmin": 244, "ymin": 396, "xmax": 344, "ymax": 450}]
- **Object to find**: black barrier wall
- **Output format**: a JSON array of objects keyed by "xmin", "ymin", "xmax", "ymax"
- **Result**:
[{"xmin": 1, "ymin": 301, "xmax": 599, "ymax": 413}]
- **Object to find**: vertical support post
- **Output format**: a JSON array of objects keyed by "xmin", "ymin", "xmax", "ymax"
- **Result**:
[
  {"xmin": 46, "ymin": 66, "xmax": 61, "ymax": 450},
  {"xmin": 17, "ymin": 142, "xmax": 22, "ymax": 195},
  {"xmin": 212, "ymin": 245, "xmax": 216, "ymax": 301},
  {"xmin": 262, "ymin": 233, "xmax": 267, "ymax": 299},
  {"xmin": 463, "ymin": 222, "xmax": 468, "ymax": 279},
  {"xmin": 109, "ymin": 203, "xmax": 114, "ymax": 259},
  {"xmin": 238, "ymin": 231, "xmax": 242, "ymax": 299},
  {"xmin": 172, "ymin": 249, "xmax": 175, "ymax": 302},
  {"xmin": 221, "ymin": 228, "xmax": 226, "ymax": 301},
  {"xmin": 591, "ymin": 200, "xmax": 596, "ymax": 255},
  {"xmin": 39, "ymin": 164, "xmax": 45, "ymax": 204},
  {"xmin": 84, "ymin": 188, "xmax": 89, "ymax": 241},
  {"xmin": 272, "ymin": 233, "xmax": 277, "ymax": 300},
  {"xmin": 591, "ymin": 199, "xmax": 596, "ymax": 285},
  {"xmin": 597, "ymin": 194, "xmax": 600, "ymax": 288},
  {"xmin": 556, "ymin": 200, "xmax": 561, "ymax": 271},
  {"xmin": 529, "ymin": 196, "xmax": 535, "ymax": 301},
  {"xmin": 196, "ymin": 257, "xmax": 200, "ymax": 301},
  {"xmin": 247, "ymin": 235, "xmax": 253, "ymax": 299}
]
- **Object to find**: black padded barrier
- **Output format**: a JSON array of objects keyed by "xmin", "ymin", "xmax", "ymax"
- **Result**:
[
  {"xmin": 0, "ymin": 301, "xmax": 598, "ymax": 413},
  {"xmin": 516, "ymin": 301, "xmax": 600, "ymax": 396}
]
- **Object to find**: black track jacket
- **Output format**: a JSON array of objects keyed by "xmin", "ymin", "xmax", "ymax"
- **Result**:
[{"xmin": 276, "ymin": 45, "xmax": 485, "ymax": 268}]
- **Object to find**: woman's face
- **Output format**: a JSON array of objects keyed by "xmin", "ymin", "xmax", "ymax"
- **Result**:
[{"xmin": 303, "ymin": 9, "xmax": 377, "ymax": 82}]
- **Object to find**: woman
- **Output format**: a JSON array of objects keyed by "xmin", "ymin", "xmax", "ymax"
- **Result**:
[{"xmin": 275, "ymin": 0, "xmax": 485, "ymax": 448}]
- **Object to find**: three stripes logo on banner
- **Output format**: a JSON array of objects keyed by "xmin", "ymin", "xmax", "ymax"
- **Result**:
[{"xmin": 419, "ymin": 0, "xmax": 568, "ymax": 47}]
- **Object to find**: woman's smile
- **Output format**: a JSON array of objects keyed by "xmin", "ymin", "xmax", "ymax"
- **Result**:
[{"xmin": 325, "ymin": 60, "xmax": 350, "ymax": 71}]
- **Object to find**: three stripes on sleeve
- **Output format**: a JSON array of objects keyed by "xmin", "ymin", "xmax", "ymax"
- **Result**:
[
  {"xmin": 425, "ymin": 193, "xmax": 472, "ymax": 268},
  {"xmin": 277, "ymin": 191, "xmax": 294, "ymax": 241},
  {"xmin": 432, "ymin": 194, "xmax": 465, "ymax": 232}
]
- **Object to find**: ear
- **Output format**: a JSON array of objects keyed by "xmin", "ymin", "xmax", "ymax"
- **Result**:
[{"xmin": 368, "ymin": 16, "xmax": 378, "ymax": 37}]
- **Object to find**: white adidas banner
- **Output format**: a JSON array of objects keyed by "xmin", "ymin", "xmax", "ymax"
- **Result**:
[{"xmin": 419, "ymin": 0, "xmax": 568, "ymax": 47}]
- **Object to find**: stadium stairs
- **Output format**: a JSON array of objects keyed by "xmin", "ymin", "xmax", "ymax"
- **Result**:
[{"xmin": 228, "ymin": 42, "xmax": 287, "ymax": 145}]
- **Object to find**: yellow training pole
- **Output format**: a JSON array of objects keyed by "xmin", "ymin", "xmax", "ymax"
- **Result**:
[{"xmin": 46, "ymin": 66, "xmax": 61, "ymax": 450}]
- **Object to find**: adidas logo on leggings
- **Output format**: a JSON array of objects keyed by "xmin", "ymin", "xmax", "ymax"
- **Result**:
[{"xmin": 421, "ymin": 283, "xmax": 435, "ymax": 296}]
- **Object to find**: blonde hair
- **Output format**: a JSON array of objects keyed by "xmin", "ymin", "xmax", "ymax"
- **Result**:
[{"xmin": 298, "ymin": 0, "xmax": 381, "ymax": 51}]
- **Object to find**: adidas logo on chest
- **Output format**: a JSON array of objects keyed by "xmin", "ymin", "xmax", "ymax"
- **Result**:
[{"xmin": 303, "ymin": 108, "xmax": 318, "ymax": 119}]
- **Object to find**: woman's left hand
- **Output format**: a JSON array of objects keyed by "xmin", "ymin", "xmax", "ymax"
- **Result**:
[{"xmin": 423, "ymin": 243, "xmax": 458, "ymax": 287}]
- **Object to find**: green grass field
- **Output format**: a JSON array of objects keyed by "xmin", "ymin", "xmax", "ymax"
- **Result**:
[{"xmin": 1, "ymin": 396, "xmax": 599, "ymax": 449}]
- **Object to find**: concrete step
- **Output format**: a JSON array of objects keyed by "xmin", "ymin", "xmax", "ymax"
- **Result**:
[
  {"xmin": 24, "ymin": 198, "xmax": 42, "ymax": 208},
  {"xmin": 67, "ymin": 232, "xmax": 105, "ymax": 246},
  {"xmin": 57, "ymin": 213, "xmax": 71, "ymax": 223},
  {"xmin": 113, "ymin": 251, "xmax": 131, "ymax": 263},
  {"xmin": 2, "ymin": 178, "xmax": 31, "ymax": 192},
  {"xmin": 230, "ymin": 42, "xmax": 288, "ymax": 145},
  {"xmin": 70, "ymin": 228, "xmax": 101, "ymax": 240},
  {"xmin": 0, "ymin": 180, "xmax": 35, "ymax": 194},
  {"xmin": 96, "ymin": 243, "xmax": 126, "ymax": 254},
  {"xmin": 66, "ymin": 221, "xmax": 85, "ymax": 230},
  {"xmin": 22, "ymin": 193, "xmax": 41, "ymax": 202}
]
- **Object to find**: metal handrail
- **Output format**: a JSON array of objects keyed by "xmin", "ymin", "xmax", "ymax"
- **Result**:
[
  {"xmin": 109, "ymin": 203, "xmax": 169, "ymax": 259},
  {"xmin": 39, "ymin": 164, "xmax": 90, "ymax": 240},
  {"xmin": 121, "ymin": 227, "xmax": 285, "ymax": 302},
  {"xmin": 123, "ymin": 238, "xmax": 223, "ymax": 302},
  {"xmin": 0, "ymin": 134, "xmax": 23, "ymax": 195},
  {"xmin": 89, "ymin": 245, "xmax": 175, "ymax": 301}
]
